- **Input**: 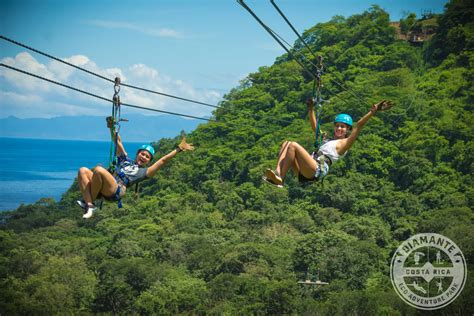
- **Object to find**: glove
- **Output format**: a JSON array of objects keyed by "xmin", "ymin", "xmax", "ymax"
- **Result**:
[
  {"xmin": 375, "ymin": 100, "xmax": 394, "ymax": 111},
  {"xmin": 178, "ymin": 137, "xmax": 195, "ymax": 152},
  {"xmin": 371, "ymin": 100, "xmax": 394, "ymax": 114}
]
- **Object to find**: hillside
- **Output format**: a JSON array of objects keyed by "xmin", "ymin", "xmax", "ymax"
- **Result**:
[{"xmin": 1, "ymin": 1, "xmax": 473, "ymax": 314}]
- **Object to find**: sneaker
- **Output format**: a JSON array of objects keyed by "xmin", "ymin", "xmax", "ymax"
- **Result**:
[
  {"xmin": 265, "ymin": 169, "xmax": 283, "ymax": 185},
  {"xmin": 82, "ymin": 204, "xmax": 97, "ymax": 219},
  {"xmin": 262, "ymin": 176, "xmax": 284, "ymax": 188},
  {"xmin": 76, "ymin": 200, "xmax": 87, "ymax": 210}
]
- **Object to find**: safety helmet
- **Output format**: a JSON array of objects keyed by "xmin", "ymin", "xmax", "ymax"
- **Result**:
[
  {"xmin": 334, "ymin": 113, "xmax": 353, "ymax": 127},
  {"xmin": 137, "ymin": 144, "xmax": 155, "ymax": 160}
]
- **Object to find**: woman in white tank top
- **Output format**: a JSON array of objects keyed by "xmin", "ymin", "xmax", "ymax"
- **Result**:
[{"xmin": 263, "ymin": 99, "xmax": 392, "ymax": 187}]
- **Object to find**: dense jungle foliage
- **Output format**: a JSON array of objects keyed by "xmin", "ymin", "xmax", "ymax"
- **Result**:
[{"xmin": 1, "ymin": 1, "xmax": 473, "ymax": 314}]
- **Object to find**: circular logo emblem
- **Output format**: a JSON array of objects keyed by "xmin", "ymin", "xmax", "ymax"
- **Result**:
[{"xmin": 390, "ymin": 233, "xmax": 467, "ymax": 310}]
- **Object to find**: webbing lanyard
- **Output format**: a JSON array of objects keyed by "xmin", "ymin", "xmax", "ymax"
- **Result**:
[
  {"xmin": 313, "ymin": 56, "xmax": 325, "ymax": 149},
  {"xmin": 108, "ymin": 77, "xmax": 128, "ymax": 171}
]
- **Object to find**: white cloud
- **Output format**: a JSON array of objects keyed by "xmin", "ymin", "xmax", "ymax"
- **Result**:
[
  {"xmin": 0, "ymin": 51, "xmax": 222, "ymax": 119},
  {"xmin": 65, "ymin": 55, "xmax": 90, "ymax": 66},
  {"xmin": 48, "ymin": 55, "xmax": 93, "ymax": 82},
  {"xmin": 129, "ymin": 64, "xmax": 159, "ymax": 79},
  {"xmin": 0, "ymin": 91, "xmax": 102, "ymax": 118},
  {"xmin": 146, "ymin": 28, "xmax": 181, "ymax": 38},
  {"xmin": 1, "ymin": 53, "xmax": 53, "ymax": 91},
  {"xmin": 1, "ymin": 91, "xmax": 42, "ymax": 103},
  {"xmin": 86, "ymin": 20, "xmax": 182, "ymax": 39}
]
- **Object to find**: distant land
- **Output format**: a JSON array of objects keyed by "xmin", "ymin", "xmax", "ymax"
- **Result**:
[{"xmin": 0, "ymin": 114, "xmax": 204, "ymax": 142}]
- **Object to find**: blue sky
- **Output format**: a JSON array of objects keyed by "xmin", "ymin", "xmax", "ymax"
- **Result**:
[{"xmin": 1, "ymin": 0, "xmax": 448, "ymax": 122}]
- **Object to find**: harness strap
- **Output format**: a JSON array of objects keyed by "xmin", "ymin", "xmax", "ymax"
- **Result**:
[
  {"xmin": 313, "ymin": 56, "xmax": 325, "ymax": 149},
  {"xmin": 114, "ymin": 185, "xmax": 123, "ymax": 208},
  {"xmin": 315, "ymin": 153, "xmax": 332, "ymax": 166},
  {"xmin": 113, "ymin": 173, "xmax": 129, "ymax": 209}
]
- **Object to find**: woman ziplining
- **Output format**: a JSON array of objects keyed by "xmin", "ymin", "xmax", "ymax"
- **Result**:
[
  {"xmin": 75, "ymin": 78, "xmax": 195, "ymax": 219},
  {"xmin": 240, "ymin": 0, "xmax": 395, "ymax": 187},
  {"xmin": 76, "ymin": 126, "xmax": 195, "ymax": 219},
  {"xmin": 263, "ymin": 98, "xmax": 393, "ymax": 187}
]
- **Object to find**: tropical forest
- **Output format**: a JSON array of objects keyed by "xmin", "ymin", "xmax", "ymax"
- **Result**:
[{"xmin": 0, "ymin": 0, "xmax": 473, "ymax": 314}]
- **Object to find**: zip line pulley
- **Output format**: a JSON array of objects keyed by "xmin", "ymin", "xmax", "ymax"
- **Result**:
[{"xmin": 107, "ymin": 76, "xmax": 128, "ymax": 170}]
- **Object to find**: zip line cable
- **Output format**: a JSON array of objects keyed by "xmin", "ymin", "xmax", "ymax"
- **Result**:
[
  {"xmin": 266, "ymin": 24, "xmax": 368, "ymax": 107},
  {"xmin": 1, "ymin": 32, "xmax": 354, "ymax": 125},
  {"xmin": 1, "ymin": 60, "xmax": 298, "ymax": 129},
  {"xmin": 0, "ymin": 62, "xmax": 295, "ymax": 127},
  {"xmin": 266, "ymin": 26, "xmax": 357, "ymax": 109},
  {"xmin": 0, "ymin": 63, "xmax": 215, "ymax": 122},
  {"xmin": 268, "ymin": 1, "xmax": 372, "ymax": 107},
  {"xmin": 270, "ymin": 0, "xmax": 317, "ymax": 58},
  {"xmin": 237, "ymin": 1, "xmax": 361, "ymax": 110},
  {"xmin": 236, "ymin": 0, "xmax": 316, "ymax": 81},
  {"xmin": 1, "ymin": 35, "xmax": 295, "ymax": 126},
  {"xmin": 0, "ymin": 35, "xmax": 219, "ymax": 109},
  {"xmin": 239, "ymin": 1, "xmax": 370, "ymax": 108},
  {"xmin": 120, "ymin": 82, "xmax": 219, "ymax": 109},
  {"xmin": 2, "ymin": 28, "xmax": 367, "ymax": 128}
]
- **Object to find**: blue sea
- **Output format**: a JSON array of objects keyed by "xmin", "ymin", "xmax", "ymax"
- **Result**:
[{"xmin": 0, "ymin": 137, "xmax": 143, "ymax": 211}]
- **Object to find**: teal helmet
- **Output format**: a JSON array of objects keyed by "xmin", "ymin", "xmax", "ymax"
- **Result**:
[
  {"xmin": 334, "ymin": 113, "xmax": 353, "ymax": 127},
  {"xmin": 137, "ymin": 144, "xmax": 155, "ymax": 159}
]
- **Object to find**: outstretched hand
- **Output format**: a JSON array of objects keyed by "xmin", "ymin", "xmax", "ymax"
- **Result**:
[
  {"xmin": 178, "ymin": 137, "xmax": 195, "ymax": 152},
  {"xmin": 371, "ymin": 100, "xmax": 394, "ymax": 114}
]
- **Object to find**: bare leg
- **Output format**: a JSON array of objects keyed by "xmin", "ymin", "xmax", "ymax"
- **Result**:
[
  {"xmin": 90, "ymin": 166, "xmax": 118, "ymax": 201},
  {"xmin": 280, "ymin": 142, "xmax": 317, "ymax": 179},
  {"xmin": 78, "ymin": 167, "xmax": 93, "ymax": 204},
  {"xmin": 277, "ymin": 141, "xmax": 290, "ymax": 159},
  {"xmin": 275, "ymin": 141, "xmax": 291, "ymax": 176},
  {"xmin": 292, "ymin": 159, "xmax": 300, "ymax": 175}
]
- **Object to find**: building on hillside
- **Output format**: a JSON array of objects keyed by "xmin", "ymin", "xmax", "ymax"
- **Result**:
[{"xmin": 391, "ymin": 13, "xmax": 438, "ymax": 45}]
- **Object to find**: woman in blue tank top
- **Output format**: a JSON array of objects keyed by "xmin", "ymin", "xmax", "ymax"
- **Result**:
[{"xmin": 263, "ymin": 99, "xmax": 392, "ymax": 187}]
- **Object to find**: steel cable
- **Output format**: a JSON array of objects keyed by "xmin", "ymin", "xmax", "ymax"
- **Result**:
[
  {"xmin": 0, "ymin": 35, "xmax": 219, "ymax": 109},
  {"xmin": 0, "ymin": 63, "xmax": 215, "ymax": 122}
]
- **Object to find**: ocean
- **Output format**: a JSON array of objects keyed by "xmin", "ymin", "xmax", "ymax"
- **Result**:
[{"xmin": 0, "ymin": 137, "xmax": 143, "ymax": 211}]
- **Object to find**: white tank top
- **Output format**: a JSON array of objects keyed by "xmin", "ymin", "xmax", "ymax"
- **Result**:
[{"xmin": 318, "ymin": 140, "xmax": 346, "ymax": 163}]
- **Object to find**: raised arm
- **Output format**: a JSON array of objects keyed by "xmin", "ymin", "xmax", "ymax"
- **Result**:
[
  {"xmin": 337, "ymin": 100, "xmax": 392, "ymax": 155},
  {"xmin": 107, "ymin": 116, "xmax": 127, "ymax": 157},
  {"xmin": 306, "ymin": 98, "xmax": 317, "ymax": 133},
  {"xmin": 115, "ymin": 133, "xmax": 127, "ymax": 157},
  {"xmin": 146, "ymin": 137, "xmax": 194, "ymax": 178}
]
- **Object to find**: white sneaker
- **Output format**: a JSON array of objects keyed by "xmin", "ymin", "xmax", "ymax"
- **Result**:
[
  {"xmin": 82, "ymin": 205, "xmax": 97, "ymax": 219},
  {"xmin": 76, "ymin": 200, "xmax": 87, "ymax": 210}
]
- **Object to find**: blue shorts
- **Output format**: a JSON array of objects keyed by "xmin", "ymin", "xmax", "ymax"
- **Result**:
[
  {"xmin": 298, "ymin": 155, "xmax": 330, "ymax": 182},
  {"xmin": 314, "ymin": 159, "xmax": 329, "ymax": 179}
]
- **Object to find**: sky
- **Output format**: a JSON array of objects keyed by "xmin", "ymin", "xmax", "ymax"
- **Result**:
[{"xmin": 1, "ymin": 0, "xmax": 448, "ymax": 124}]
